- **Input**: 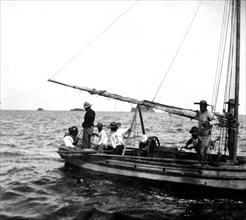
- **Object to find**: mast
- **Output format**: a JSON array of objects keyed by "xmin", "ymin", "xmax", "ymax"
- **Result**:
[{"xmin": 233, "ymin": 0, "xmax": 240, "ymax": 162}]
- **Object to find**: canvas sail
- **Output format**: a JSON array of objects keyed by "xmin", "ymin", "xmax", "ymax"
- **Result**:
[{"xmin": 48, "ymin": 79, "xmax": 224, "ymax": 121}]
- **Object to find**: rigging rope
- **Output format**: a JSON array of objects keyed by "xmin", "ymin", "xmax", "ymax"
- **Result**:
[
  {"xmin": 220, "ymin": 2, "xmax": 235, "ymax": 155},
  {"xmin": 49, "ymin": 1, "xmax": 139, "ymax": 80},
  {"xmin": 215, "ymin": 0, "xmax": 237, "ymax": 157},
  {"xmin": 224, "ymin": 0, "xmax": 236, "ymax": 107},
  {"xmin": 211, "ymin": 0, "xmax": 231, "ymax": 110},
  {"xmin": 211, "ymin": 1, "xmax": 227, "ymax": 108},
  {"xmin": 152, "ymin": 0, "xmax": 203, "ymax": 102},
  {"xmin": 215, "ymin": 0, "xmax": 231, "ymax": 157}
]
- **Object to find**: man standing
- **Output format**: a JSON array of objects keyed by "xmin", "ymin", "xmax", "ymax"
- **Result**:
[
  {"xmin": 223, "ymin": 98, "xmax": 239, "ymax": 160},
  {"xmin": 82, "ymin": 101, "xmax": 95, "ymax": 148},
  {"xmin": 194, "ymin": 100, "xmax": 219, "ymax": 163}
]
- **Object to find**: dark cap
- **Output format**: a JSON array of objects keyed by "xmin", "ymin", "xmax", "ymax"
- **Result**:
[
  {"xmin": 194, "ymin": 100, "xmax": 208, "ymax": 105},
  {"xmin": 189, "ymin": 126, "xmax": 198, "ymax": 134},
  {"xmin": 225, "ymin": 98, "xmax": 235, "ymax": 105},
  {"xmin": 95, "ymin": 122, "xmax": 103, "ymax": 128},
  {"xmin": 109, "ymin": 122, "xmax": 121, "ymax": 128},
  {"xmin": 68, "ymin": 126, "xmax": 78, "ymax": 136}
]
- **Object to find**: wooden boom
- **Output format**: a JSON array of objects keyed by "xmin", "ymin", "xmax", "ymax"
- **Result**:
[{"xmin": 48, "ymin": 79, "xmax": 220, "ymax": 120}]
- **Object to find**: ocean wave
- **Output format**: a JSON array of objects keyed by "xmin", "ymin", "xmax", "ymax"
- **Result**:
[
  {"xmin": 0, "ymin": 151, "xmax": 24, "ymax": 157},
  {"xmin": 2, "ymin": 165, "xmax": 36, "ymax": 176},
  {"xmin": 1, "ymin": 110, "xmax": 246, "ymax": 220},
  {"xmin": 0, "ymin": 189, "xmax": 24, "ymax": 201},
  {"xmin": 52, "ymin": 206, "xmax": 181, "ymax": 220}
]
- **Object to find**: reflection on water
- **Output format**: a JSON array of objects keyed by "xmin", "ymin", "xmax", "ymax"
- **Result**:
[{"xmin": 0, "ymin": 110, "xmax": 246, "ymax": 220}]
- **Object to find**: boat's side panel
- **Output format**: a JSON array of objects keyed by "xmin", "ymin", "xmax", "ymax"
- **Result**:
[
  {"xmin": 60, "ymin": 154, "xmax": 246, "ymax": 190},
  {"xmin": 82, "ymin": 162, "xmax": 246, "ymax": 190}
]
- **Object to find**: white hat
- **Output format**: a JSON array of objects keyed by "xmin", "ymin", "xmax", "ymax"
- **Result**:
[
  {"xmin": 140, "ymin": 134, "xmax": 148, "ymax": 143},
  {"xmin": 83, "ymin": 101, "xmax": 92, "ymax": 109}
]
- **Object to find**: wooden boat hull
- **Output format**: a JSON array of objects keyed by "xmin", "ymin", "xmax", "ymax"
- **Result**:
[{"xmin": 58, "ymin": 147, "xmax": 246, "ymax": 191}]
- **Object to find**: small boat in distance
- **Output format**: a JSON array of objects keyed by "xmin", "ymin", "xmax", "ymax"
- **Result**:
[
  {"xmin": 37, "ymin": 108, "xmax": 44, "ymax": 111},
  {"xmin": 70, "ymin": 108, "xmax": 84, "ymax": 111}
]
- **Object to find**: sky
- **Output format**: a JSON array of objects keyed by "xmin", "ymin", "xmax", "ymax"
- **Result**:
[{"xmin": 1, "ymin": 0, "xmax": 245, "ymax": 114}]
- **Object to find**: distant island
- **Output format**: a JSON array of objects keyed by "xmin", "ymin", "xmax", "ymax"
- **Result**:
[
  {"xmin": 37, "ymin": 108, "xmax": 44, "ymax": 111},
  {"xmin": 70, "ymin": 108, "xmax": 84, "ymax": 111},
  {"xmin": 131, "ymin": 106, "xmax": 155, "ymax": 112}
]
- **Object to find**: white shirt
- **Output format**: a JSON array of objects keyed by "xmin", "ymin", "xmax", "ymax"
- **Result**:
[
  {"xmin": 98, "ymin": 130, "xmax": 108, "ymax": 146},
  {"xmin": 110, "ymin": 128, "xmax": 128, "ymax": 148},
  {"xmin": 63, "ymin": 135, "xmax": 76, "ymax": 148},
  {"xmin": 195, "ymin": 110, "xmax": 219, "ymax": 136}
]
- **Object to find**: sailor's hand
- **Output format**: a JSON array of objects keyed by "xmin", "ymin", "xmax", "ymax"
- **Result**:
[
  {"xmin": 201, "ymin": 121, "xmax": 210, "ymax": 128},
  {"xmin": 230, "ymin": 120, "xmax": 239, "ymax": 130},
  {"xmin": 219, "ymin": 117, "xmax": 239, "ymax": 129},
  {"xmin": 209, "ymin": 142, "xmax": 215, "ymax": 149},
  {"xmin": 218, "ymin": 116, "xmax": 228, "ymax": 127}
]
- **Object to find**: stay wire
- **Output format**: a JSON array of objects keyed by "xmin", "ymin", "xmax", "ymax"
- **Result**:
[
  {"xmin": 217, "ymin": 0, "xmax": 236, "ymax": 156},
  {"xmin": 219, "ymin": 4, "xmax": 236, "ymax": 156},
  {"xmin": 212, "ymin": 0, "xmax": 228, "ymax": 107},
  {"xmin": 48, "ymin": 1, "xmax": 139, "ymax": 80},
  {"xmin": 217, "ymin": 0, "xmax": 233, "ymax": 108},
  {"xmin": 215, "ymin": 0, "xmax": 230, "ymax": 155},
  {"xmin": 152, "ymin": 0, "xmax": 203, "ymax": 102},
  {"xmin": 212, "ymin": 0, "xmax": 231, "ymax": 109},
  {"xmin": 224, "ymin": 0, "xmax": 236, "ymax": 107}
]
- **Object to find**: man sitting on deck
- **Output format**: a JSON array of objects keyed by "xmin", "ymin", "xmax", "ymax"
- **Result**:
[
  {"xmin": 91, "ymin": 122, "xmax": 108, "ymax": 152},
  {"xmin": 137, "ymin": 134, "xmax": 159, "ymax": 157},
  {"xmin": 109, "ymin": 122, "xmax": 131, "ymax": 155},
  {"xmin": 184, "ymin": 126, "xmax": 201, "ymax": 153},
  {"xmin": 63, "ymin": 126, "xmax": 79, "ymax": 148},
  {"xmin": 183, "ymin": 126, "xmax": 220, "ymax": 163}
]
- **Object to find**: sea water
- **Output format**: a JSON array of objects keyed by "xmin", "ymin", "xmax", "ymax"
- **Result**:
[{"xmin": 0, "ymin": 110, "xmax": 246, "ymax": 220}]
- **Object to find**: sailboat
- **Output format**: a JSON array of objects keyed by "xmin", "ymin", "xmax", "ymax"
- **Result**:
[{"xmin": 49, "ymin": 0, "xmax": 246, "ymax": 191}]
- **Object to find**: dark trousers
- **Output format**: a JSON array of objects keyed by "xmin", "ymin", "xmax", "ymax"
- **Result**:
[
  {"xmin": 82, "ymin": 127, "xmax": 93, "ymax": 149},
  {"xmin": 113, "ymin": 145, "xmax": 124, "ymax": 155}
]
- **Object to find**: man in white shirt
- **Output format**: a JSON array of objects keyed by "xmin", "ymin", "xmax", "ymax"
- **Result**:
[
  {"xmin": 194, "ymin": 100, "xmax": 219, "ymax": 163},
  {"xmin": 63, "ymin": 126, "xmax": 79, "ymax": 148},
  {"xmin": 109, "ymin": 122, "xmax": 131, "ymax": 155},
  {"xmin": 94, "ymin": 122, "xmax": 108, "ymax": 152}
]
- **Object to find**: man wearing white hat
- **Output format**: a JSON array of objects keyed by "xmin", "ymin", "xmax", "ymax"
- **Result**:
[
  {"xmin": 137, "ymin": 134, "xmax": 149, "ymax": 156},
  {"xmin": 194, "ymin": 100, "xmax": 219, "ymax": 163},
  {"xmin": 82, "ymin": 101, "xmax": 95, "ymax": 148}
]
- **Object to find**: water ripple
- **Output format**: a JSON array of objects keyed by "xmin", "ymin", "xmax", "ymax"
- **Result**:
[{"xmin": 0, "ymin": 110, "xmax": 245, "ymax": 220}]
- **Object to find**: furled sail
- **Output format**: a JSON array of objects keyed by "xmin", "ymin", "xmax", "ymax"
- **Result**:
[{"xmin": 48, "ymin": 79, "xmax": 221, "ymax": 120}]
